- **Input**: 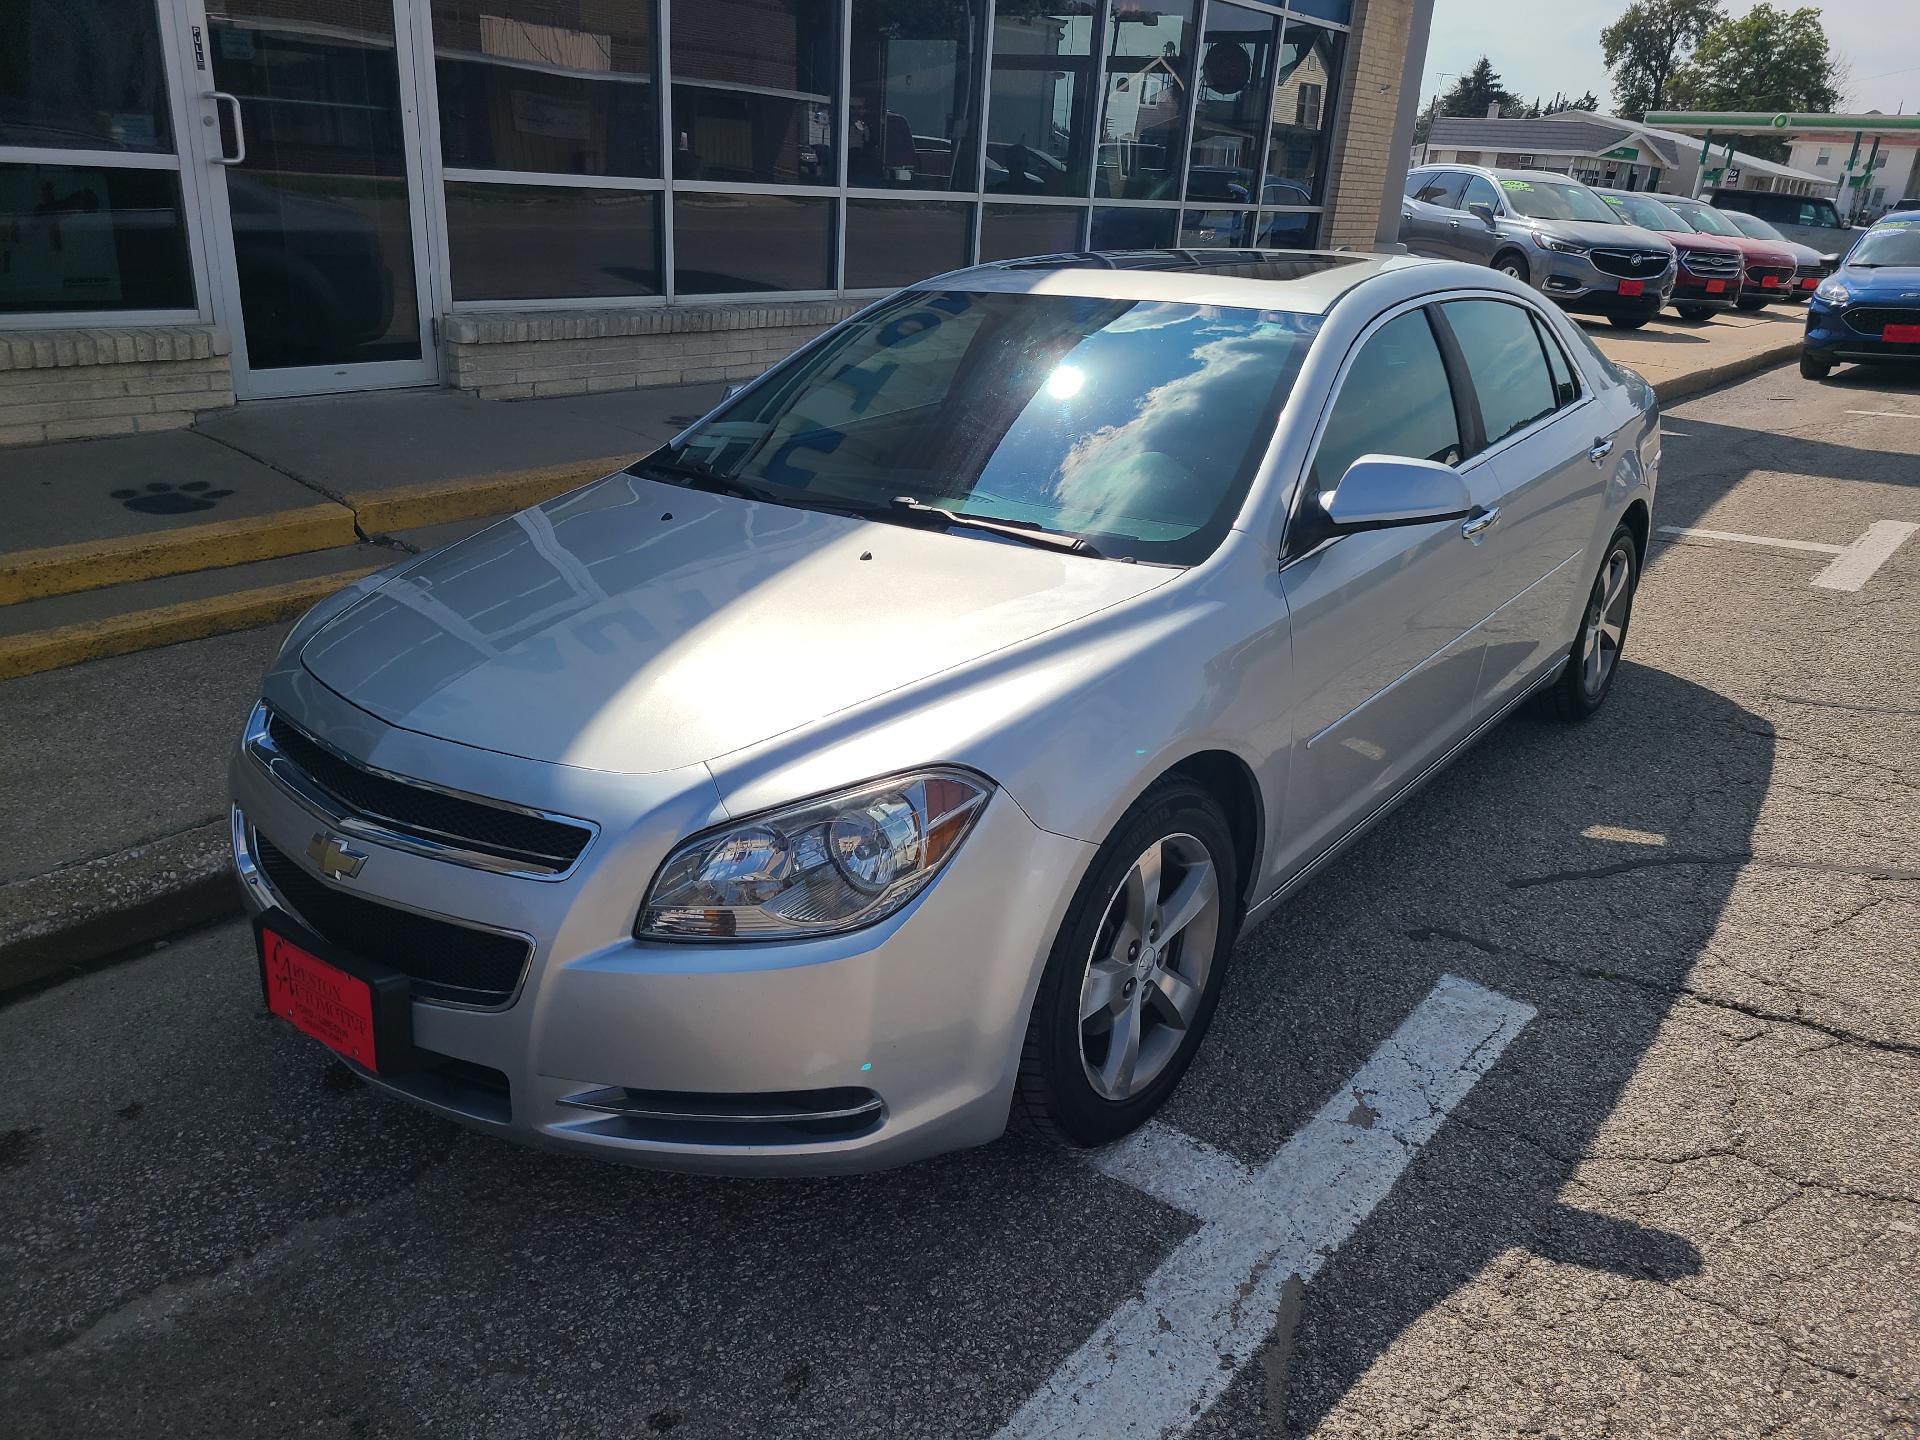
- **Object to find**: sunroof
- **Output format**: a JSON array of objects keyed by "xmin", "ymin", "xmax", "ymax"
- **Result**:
[{"xmin": 989, "ymin": 249, "xmax": 1368, "ymax": 283}]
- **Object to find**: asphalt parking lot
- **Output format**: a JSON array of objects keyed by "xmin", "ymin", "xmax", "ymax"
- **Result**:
[{"xmin": 3, "ymin": 361, "xmax": 1917, "ymax": 1439}]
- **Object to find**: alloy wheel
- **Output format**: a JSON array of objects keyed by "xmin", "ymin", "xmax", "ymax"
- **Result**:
[
  {"xmin": 1580, "ymin": 546, "xmax": 1633, "ymax": 695},
  {"xmin": 1077, "ymin": 833, "xmax": 1221, "ymax": 1102}
]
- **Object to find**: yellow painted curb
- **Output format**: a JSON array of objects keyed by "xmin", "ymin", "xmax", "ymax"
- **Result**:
[
  {"xmin": 348, "ymin": 454, "xmax": 635, "ymax": 533},
  {"xmin": 0, "ymin": 566, "xmax": 384, "ymax": 680},
  {"xmin": 0, "ymin": 503, "xmax": 357, "ymax": 606}
]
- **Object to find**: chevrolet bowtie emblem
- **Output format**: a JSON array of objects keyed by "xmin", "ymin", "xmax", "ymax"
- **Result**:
[{"xmin": 307, "ymin": 832, "xmax": 367, "ymax": 881}]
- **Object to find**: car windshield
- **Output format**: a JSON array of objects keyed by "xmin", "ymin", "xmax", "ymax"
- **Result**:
[
  {"xmin": 1850, "ymin": 224, "xmax": 1920, "ymax": 266},
  {"xmin": 1666, "ymin": 200, "xmax": 1743, "ymax": 238},
  {"xmin": 1721, "ymin": 210, "xmax": 1788, "ymax": 243},
  {"xmin": 1599, "ymin": 192, "xmax": 1686, "ymax": 231},
  {"xmin": 1497, "ymin": 178, "xmax": 1617, "ymax": 223},
  {"xmin": 642, "ymin": 290, "xmax": 1322, "ymax": 566}
]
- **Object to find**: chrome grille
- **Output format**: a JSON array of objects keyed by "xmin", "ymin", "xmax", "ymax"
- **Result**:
[
  {"xmin": 1744, "ymin": 263, "xmax": 1794, "ymax": 287},
  {"xmin": 1679, "ymin": 250, "xmax": 1741, "ymax": 278},
  {"xmin": 250, "ymin": 708, "xmax": 594, "ymax": 877},
  {"xmin": 1590, "ymin": 248, "xmax": 1670, "ymax": 279},
  {"xmin": 1843, "ymin": 307, "xmax": 1920, "ymax": 338}
]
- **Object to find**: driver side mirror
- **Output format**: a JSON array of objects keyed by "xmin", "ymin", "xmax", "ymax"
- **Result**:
[
  {"xmin": 1467, "ymin": 201, "xmax": 1498, "ymax": 227},
  {"xmin": 1319, "ymin": 456, "xmax": 1473, "ymax": 534}
]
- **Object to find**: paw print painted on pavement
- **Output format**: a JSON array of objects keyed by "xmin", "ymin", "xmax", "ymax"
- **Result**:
[{"xmin": 111, "ymin": 480, "xmax": 235, "ymax": 515}]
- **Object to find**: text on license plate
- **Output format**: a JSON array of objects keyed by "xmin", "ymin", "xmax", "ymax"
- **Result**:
[{"xmin": 261, "ymin": 927, "xmax": 383, "ymax": 1070}]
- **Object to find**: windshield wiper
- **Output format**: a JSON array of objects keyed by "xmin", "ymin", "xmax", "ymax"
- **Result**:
[
  {"xmin": 631, "ymin": 450, "xmax": 779, "ymax": 504},
  {"xmin": 883, "ymin": 496, "xmax": 1106, "ymax": 557}
]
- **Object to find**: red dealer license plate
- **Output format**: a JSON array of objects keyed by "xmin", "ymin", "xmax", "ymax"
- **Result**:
[
  {"xmin": 1801, "ymin": 276, "xmax": 1819, "ymax": 289},
  {"xmin": 1705, "ymin": 280, "xmax": 1727, "ymax": 294},
  {"xmin": 1761, "ymin": 274, "xmax": 1781, "ymax": 287},
  {"xmin": 1618, "ymin": 280, "xmax": 1646, "ymax": 297},
  {"xmin": 1884, "ymin": 324, "xmax": 1920, "ymax": 344},
  {"xmin": 257, "ymin": 916, "xmax": 412, "ymax": 1074}
]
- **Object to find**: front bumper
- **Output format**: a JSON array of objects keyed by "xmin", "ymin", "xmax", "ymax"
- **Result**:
[
  {"xmin": 1539, "ymin": 252, "xmax": 1674, "ymax": 320},
  {"xmin": 1804, "ymin": 299, "xmax": 1920, "ymax": 365},
  {"xmin": 230, "ymin": 695, "xmax": 1094, "ymax": 1175}
]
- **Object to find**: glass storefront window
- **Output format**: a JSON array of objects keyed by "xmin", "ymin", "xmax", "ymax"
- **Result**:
[
  {"xmin": 1178, "ymin": 208, "xmax": 1252, "ymax": 247},
  {"xmin": 1285, "ymin": 0, "xmax": 1352, "ymax": 24},
  {"xmin": 1267, "ymin": 20, "xmax": 1342, "ymax": 200},
  {"xmin": 1252, "ymin": 208, "xmax": 1316, "ymax": 247},
  {"xmin": 848, "ymin": 0, "xmax": 983, "ymax": 191},
  {"xmin": 844, "ymin": 197, "xmax": 971, "ymax": 289},
  {"xmin": 672, "ymin": 0, "xmax": 838, "ymax": 186},
  {"xmin": 979, "ymin": 202, "xmax": 1082, "ymax": 260},
  {"xmin": 1090, "ymin": 205, "xmax": 1175, "ymax": 250},
  {"xmin": 445, "ymin": 182, "xmax": 661, "ymax": 300},
  {"xmin": 432, "ymin": 0, "xmax": 659, "ymax": 179},
  {"xmin": 1185, "ymin": 3, "xmax": 1273, "ymax": 208},
  {"xmin": 1095, "ymin": 0, "xmax": 1196, "ymax": 201},
  {"xmin": 984, "ymin": 6, "xmax": 1096, "ymax": 198},
  {"xmin": 0, "ymin": 163, "xmax": 193, "ymax": 311},
  {"xmin": 674, "ymin": 191, "xmax": 834, "ymax": 292},
  {"xmin": 0, "ymin": 0, "xmax": 173, "ymax": 152}
]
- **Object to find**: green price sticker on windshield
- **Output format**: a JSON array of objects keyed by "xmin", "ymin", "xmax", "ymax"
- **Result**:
[
  {"xmin": 1500, "ymin": 179, "xmax": 1534, "ymax": 191},
  {"xmin": 1602, "ymin": 194, "xmax": 1626, "ymax": 206}
]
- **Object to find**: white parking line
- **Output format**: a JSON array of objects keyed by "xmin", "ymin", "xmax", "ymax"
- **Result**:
[
  {"xmin": 1844, "ymin": 410, "xmax": 1920, "ymax": 420},
  {"xmin": 1658, "ymin": 522, "xmax": 1918, "ymax": 592},
  {"xmin": 995, "ymin": 976, "xmax": 1536, "ymax": 1440}
]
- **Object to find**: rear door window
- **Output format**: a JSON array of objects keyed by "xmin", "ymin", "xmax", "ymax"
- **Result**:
[
  {"xmin": 1440, "ymin": 299, "xmax": 1561, "ymax": 450},
  {"xmin": 1412, "ymin": 171, "xmax": 1467, "ymax": 209},
  {"xmin": 1309, "ymin": 309, "xmax": 1463, "ymax": 491}
]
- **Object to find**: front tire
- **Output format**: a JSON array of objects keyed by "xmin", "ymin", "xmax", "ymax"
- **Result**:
[
  {"xmin": 1538, "ymin": 524, "xmax": 1638, "ymax": 722},
  {"xmin": 1608, "ymin": 314, "xmax": 1651, "ymax": 330},
  {"xmin": 1013, "ymin": 779, "xmax": 1239, "ymax": 1147},
  {"xmin": 1492, "ymin": 252, "xmax": 1530, "ymax": 283},
  {"xmin": 1676, "ymin": 304, "xmax": 1715, "ymax": 321},
  {"xmin": 1735, "ymin": 296, "xmax": 1768, "ymax": 311},
  {"xmin": 1800, "ymin": 350, "xmax": 1834, "ymax": 380}
]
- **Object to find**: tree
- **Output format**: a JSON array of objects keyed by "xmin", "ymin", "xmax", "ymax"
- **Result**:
[
  {"xmin": 1439, "ymin": 57, "xmax": 1519, "ymax": 119},
  {"xmin": 1668, "ymin": 4, "xmax": 1843, "ymax": 158},
  {"xmin": 1540, "ymin": 89, "xmax": 1600, "ymax": 114},
  {"xmin": 1600, "ymin": 0, "xmax": 1723, "ymax": 119}
]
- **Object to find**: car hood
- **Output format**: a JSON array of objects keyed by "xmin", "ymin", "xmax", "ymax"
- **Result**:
[
  {"xmin": 1530, "ymin": 219, "xmax": 1673, "ymax": 252},
  {"xmin": 1664, "ymin": 231, "xmax": 1743, "ymax": 256},
  {"xmin": 1834, "ymin": 264, "xmax": 1920, "ymax": 298},
  {"xmin": 298, "ymin": 472, "xmax": 1174, "ymax": 774},
  {"xmin": 1719, "ymin": 236, "xmax": 1798, "ymax": 267}
]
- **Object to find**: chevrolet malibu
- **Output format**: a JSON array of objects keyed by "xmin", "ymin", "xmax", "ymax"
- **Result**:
[{"xmin": 233, "ymin": 249, "xmax": 1659, "ymax": 1174}]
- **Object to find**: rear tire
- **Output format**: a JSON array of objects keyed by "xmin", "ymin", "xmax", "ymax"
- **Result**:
[
  {"xmin": 1013, "ymin": 779, "xmax": 1239, "ymax": 1148},
  {"xmin": 1537, "ymin": 524, "xmax": 1638, "ymax": 723},
  {"xmin": 1800, "ymin": 350, "xmax": 1834, "ymax": 380},
  {"xmin": 1608, "ymin": 314, "xmax": 1651, "ymax": 330}
]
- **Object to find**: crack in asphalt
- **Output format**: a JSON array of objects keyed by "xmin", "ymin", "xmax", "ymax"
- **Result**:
[{"xmin": 1506, "ymin": 851, "xmax": 1920, "ymax": 889}]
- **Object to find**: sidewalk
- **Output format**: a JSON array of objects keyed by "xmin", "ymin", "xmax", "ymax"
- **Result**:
[{"xmin": 0, "ymin": 307, "xmax": 1806, "ymax": 995}]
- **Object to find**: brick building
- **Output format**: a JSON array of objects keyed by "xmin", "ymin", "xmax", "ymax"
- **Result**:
[{"xmin": 1, "ymin": 0, "xmax": 1430, "ymax": 444}]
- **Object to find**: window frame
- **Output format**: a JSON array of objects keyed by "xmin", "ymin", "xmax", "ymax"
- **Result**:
[{"xmin": 1428, "ymin": 295, "xmax": 1592, "ymax": 464}]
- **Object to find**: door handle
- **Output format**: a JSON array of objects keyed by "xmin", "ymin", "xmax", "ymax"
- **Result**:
[
  {"xmin": 1448, "ymin": 219, "xmax": 1462, "ymax": 228},
  {"xmin": 1460, "ymin": 506, "xmax": 1499, "ymax": 539},
  {"xmin": 1588, "ymin": 436, "xmax": 1615, "ymax": 464},
  {"xmin": 206, "ymin": 91, "xmax": 246, "ymax": 166}
]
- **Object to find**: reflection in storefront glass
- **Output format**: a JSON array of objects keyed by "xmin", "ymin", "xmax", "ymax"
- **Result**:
[
  {"xmin": 1185, "ymin": 2, "xmax": 1274, "ymax": 208},
  {"xmin": 672, "ymin": 0, "xmax": 839, "ymax": 185},
  {"xmin": 674, "ymin": 192, "xmax": 834, "ymax": 293},
  {"xmin": 1095, "ymin": 0, "xmax": 1195, "ymax": 201},
  {"xmin": 432, "ymin": 0, "xmax": 658, "ymax": 179},
  {"xmin": 445, "ymin": 183, "xmax": 661, "ymax": 300},
  {"xmin": 984, "ymin": 6, "xmax": 1096, "ymax": 198},
  {"xmin": 980, "ymin": 202, "xmax": 1084, "ymax": 260},
  {"xmin": 848, "ymin": 0, "xmax": 984, "ymax": 191},
  {"xmin": 0, "ymin": 0, "xmax": 174, "ymax": 152},
  {"xmin": 844, "ymin": 198, "xmax": 972, "ymax": 289},
  {"xmin": 1267, "ymin": 20, "xmax": 1342, "ymax": 196},
  {"xmin": 0, "ymin": 164, "xmax": 194, "ymax": 311}
]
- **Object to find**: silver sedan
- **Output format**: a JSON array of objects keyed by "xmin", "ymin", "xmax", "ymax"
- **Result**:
[{"xmin": 231, "ymin": 249, "xmax": 1659, "ymax": 1174}]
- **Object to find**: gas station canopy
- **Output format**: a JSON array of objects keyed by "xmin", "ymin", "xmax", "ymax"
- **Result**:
[{"xmin": 1645, "ymin": 112, "xmax": 1920, "ymax": 136}]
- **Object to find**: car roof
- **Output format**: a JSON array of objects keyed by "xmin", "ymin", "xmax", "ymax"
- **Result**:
[
  {"xmin": 1413, "ymin": 164, "xmax": 1591, "ymax": 186},
  {"xmin": 927, "ymin": 248, "xmax": 1436, "ymax": 315}
]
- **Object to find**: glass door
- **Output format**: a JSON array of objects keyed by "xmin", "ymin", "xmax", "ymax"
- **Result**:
[{"xmin": 178, "ymin": 0, "xmax": 438, "ymax": 396}]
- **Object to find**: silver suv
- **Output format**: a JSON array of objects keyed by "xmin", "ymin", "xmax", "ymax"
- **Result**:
[{"xmin": 1402, "ymin": 166, "xmax": 1678, "ymax": 329}]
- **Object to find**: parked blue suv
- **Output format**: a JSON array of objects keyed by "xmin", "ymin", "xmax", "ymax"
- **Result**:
[{"xmin": 1801, "ymin": 215, "xmax": 1920, "ymax": 379}]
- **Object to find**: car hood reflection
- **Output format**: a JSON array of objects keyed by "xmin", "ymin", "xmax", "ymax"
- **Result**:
[{"xmin": 299, "ymin": 472, "xmax": 1172, "ymax": 774}]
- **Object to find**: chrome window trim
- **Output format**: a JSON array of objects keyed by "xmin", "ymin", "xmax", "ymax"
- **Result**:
[{"xmin": 244, "ymin": 703, "xmax": 598, "ymax": 881}]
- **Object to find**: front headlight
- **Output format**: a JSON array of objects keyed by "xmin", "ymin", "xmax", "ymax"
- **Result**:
[
  {"xmin": 1533, "ymin": 233, "xmax": 1590, "ymax": 256},
  {"xmin": 637, "ymin": 770, "xmax": 992, "ymax": 941},
  {"xmin": 1814, "ymin": 278, "xmax": 1849, "ymax": 304}
]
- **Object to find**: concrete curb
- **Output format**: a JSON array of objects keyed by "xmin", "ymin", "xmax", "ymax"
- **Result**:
[
  {"xmin": 349, "ymin": 454, "xmax": 633, "ymax": 533},
  {"xmin": 0, "ymin": 503, "xmax": 358, "ymax": 605},
  {"xmin": 0, "ymin": 564, "xmax": 384, "ymax": 680},
  {"xmin": 1641, "ymin": 339, "xmax": 1802, "ymax": 404},
  {"xmin": 0, "ymin": 821, "xmax": 240, "ymax": 1003}
]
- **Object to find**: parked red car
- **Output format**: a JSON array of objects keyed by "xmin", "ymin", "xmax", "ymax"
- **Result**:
[
  {"xmin": 1594, "ymin": 189, "xmax": 1747, "ymax": 320},
  {"xmin": 1661, "ymin": 196, "xmax": 1800, "ymax": 309}
]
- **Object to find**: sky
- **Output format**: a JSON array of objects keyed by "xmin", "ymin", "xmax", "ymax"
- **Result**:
[{"xmin": 1423, "ymin": 0, "xmax": 1920, "ymax": 116}]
